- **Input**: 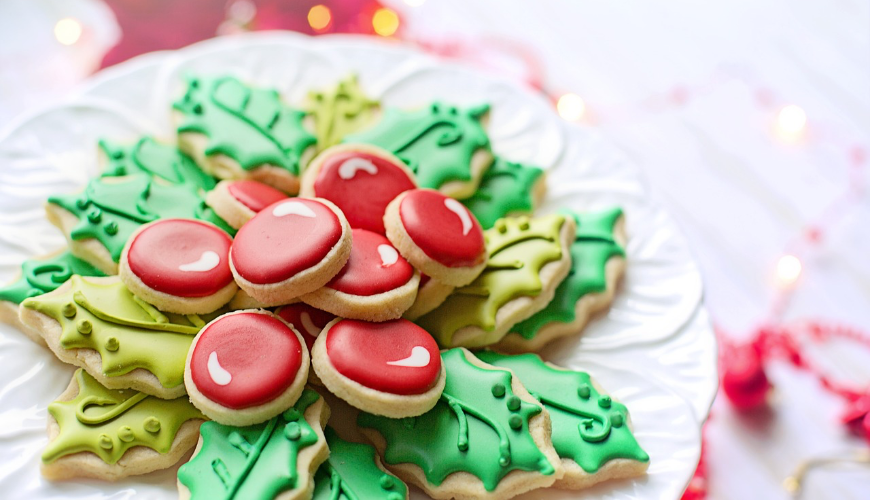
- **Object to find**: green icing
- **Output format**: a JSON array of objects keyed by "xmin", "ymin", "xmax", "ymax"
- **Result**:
[
  {"xmin": 416, "ymin": 214, "xmax": 567, "ymax": 347},
  {"xmin": 313, "ymin": 427, "xmax": 407, "ymax": 500},
  {"xmin": 344, "ymin": 102, "xmax": 490, "ymax": 191},
  {"xmin": 42, "ymin": 369, "xmax": 204, "ymax": 464},
  {"xmin": 512, "ymin": 208, "xmax": 625, "ymax": 340},
  {"xmin": 308, "ymin": 75, "xmax": 379, "ymax": 151},
  {"xmin": 21, "ymin": 276, "xmax": 203, "ymax": 389},
  {"xmin": 358, "ymin": 349, "xmax": 554, "ymax": 492},
  {"xmin": 475, "ymin": 352, "xmax": 649, "ymax": 473},
  {"xmin": 174, "ymin": 75, "xmax": 316, "ymax": 175},
  {"xmin": 48, "ymin": 173, "xmax": 233, "ymax": 262},
  {"xmin": 0, "ymin": 251, "xmax": 105, "ymax": 305},
  {"xmin": 99, "ymin": 136, "xmax": 216, "ymax": 190},
  {"xmin": 461, "ymin": 157, "xmax": 543, "ymax": 229},
  {"xmin": 178, "ymin": 389, "xmax": 322, "ymax": 500}
]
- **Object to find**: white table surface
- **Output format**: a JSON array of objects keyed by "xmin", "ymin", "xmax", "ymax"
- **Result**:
[{"xmin": 1, "ymin": 0, "xmax": 869, "ymax": 499}]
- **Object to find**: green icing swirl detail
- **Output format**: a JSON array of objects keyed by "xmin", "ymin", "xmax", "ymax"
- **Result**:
[
  {"xmin": 475, "ymin": 352, "xmax": 649, "ymax": 473},
  {"xmin": 0, "ymin": 250, "xmax": 105, "ymax": 305},
  {"xmin": 99, "ymin": 137, "xmax": 216, "ymax": 190},
  {"xmin": 42, "ymin": 369, "xmax": 204, "ymax": 464},
  {"xmin": 344, "ymin": 102, "xmax": 490, "ymax": 190},
  {"xmin": 178, "ymin": 389, "xmax": 322, "ymax": 500},
  {"xmin": 308, "ymin": 75, "xmax": 379, "ymax": 151},
  {"xmin": 461, "ymin": 157, "xmax": 543, "ymax": 229},
  {"xmin": 358, "ymin": 348, "xmax": 554, "ymax": 492},
  {"xmin": 313, "ymin": 427, "xmax": 408, "ymax": 500},
  {"xmin": 174, "ymin": 75, "xmax": 316, "ymax": 175}
]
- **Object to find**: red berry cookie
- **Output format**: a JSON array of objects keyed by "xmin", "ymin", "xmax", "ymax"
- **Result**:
[
  {"xmin": 384, "ymin": 189, "xmax": 487, "ymax": 286},
  {"xmin": 205, "ymin": 179, "xmax": 288, "ymax": 229},
  {"xmin": 118, "ymin": 218, "xmax": 237, "ymax": 314},
  {"xmin": 311, "ymin": 318, "xmax": 445, "ymax": 417},
  {"xmin": 276, "ymin": 303, "xmax": 336, "ymax": 351},
  {"xmin": 300, "ymin": 144, "xmax": 416, "ymax": 235},
  {"xmin": 301, "ymin": 228, "xmax": 420, "ymax": 322},
  {"xmin": 229, "ymin": 198, "xmax": 352, "ymax": 307},
  {"xmin": 184, "ymin": 310, "xmax": 309, "ymax": 426}
]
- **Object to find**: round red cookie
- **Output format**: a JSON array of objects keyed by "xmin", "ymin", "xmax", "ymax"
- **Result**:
[
  {"xmin": 229, "ymin": 197, "xmax": 352, "ymax": 307},
  {"xmin": 206, "ymin": 179, "xmax": 289, "ymax": 230},
  {"xmin": 184, "ymin": 310, "xmax": 309, "ymax": 426},
  {"xmin": 118, "ymin": 218, "xmax": 237, "ymax": 314},
  {"xmin": 300, "ymin": 228, "xmax": 419, "ymax": 322},
  {"xmin": 384, "ymin": 189, "xmax": 487, "ymax": 287},
  {"xmin": 311, "ymin": 318, "xmax": 445, "ymax": 417},
  {"xmin": 300, "ymin": 144, "xmax": 416, "ymax": 235},
  {"xmin": 276, "ymin": 303, "xmax": 336, "ymax": 351}
]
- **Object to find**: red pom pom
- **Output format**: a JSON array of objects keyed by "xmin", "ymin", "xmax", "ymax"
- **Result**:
[{"xmin": 722, "ymin": 344, "xmax": 770, "ymax": 410}]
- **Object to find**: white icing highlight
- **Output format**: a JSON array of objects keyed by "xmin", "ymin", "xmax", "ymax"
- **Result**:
[
  {"xmin": 338, "ymin": 157, "xmax": 378, "ymax": 179},
  {"xmin": 300, "ymin": 312, "xmax": 321, "ymax": 337},
  {"xmin": 207, "ymin": 351, "xmax": 232, "ymax": 386},
  {"xmin": 378, "ymin": 244, "xmax": 399, "ymax": 267},
  {"xmin": 272, "ymin": 201, "xmax": 316, "ymax": 218},
  {"xmin": 178, "ymin": 250, "xmax": 220, "ymax": 272},
  {"xmin": 386, "ymin": 346, "xmax": 430, "ymax": 367},
  {"xmin": 444, "ymin": 198, "xmax": 473, "ymax": 236}
]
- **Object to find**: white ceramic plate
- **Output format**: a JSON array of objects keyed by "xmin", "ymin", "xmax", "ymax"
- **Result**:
[{"xmin": 0, "ymin": 33, "xmax": 717, "ymax": 500}]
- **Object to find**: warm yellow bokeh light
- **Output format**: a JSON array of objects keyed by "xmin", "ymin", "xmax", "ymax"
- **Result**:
[
  {"xmin": 776, "ymin": 104, "xmax": 807, "ymax": 136},
  {"xmin": 557, "ymin": 93, "xmax": 586, "ymax": 121},
  {"xmin": 54, "ymin": 18, "xmax": 82, "ymax": 46},
  {"xmin": 372, "ymin": 8, "xmax": 400, "ymax": 37},
  {"xmin": 776, "ymin": 254, "xmax": 802, "ymax": 287},
  {"xmin": 308, "ymin": 5, "xmax": 332, "ymax": 31}
]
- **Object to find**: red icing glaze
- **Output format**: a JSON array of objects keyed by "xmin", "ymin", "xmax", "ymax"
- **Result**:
[
  {"xmin": 189, "ymin": 312, "xmax": 303, "ymax": 409},
  {"xmin": 227, "ymin": 180, "xmax": 288, "ymax": 212},
  {"xmin": 419, "ymin": 273, "xmax": 431, "ymax": 287},
  {"xmin": 127, "ymin": 219, "xmax": 233, "ymax": 297},
  {"xmin": 325, "ymin": 319, "xmax": 441, "ymax": 395},
  {"xmin": 276, "ymin": 303, "xmax": 335, "ymax": 351},
  {"xmin": 231, "ymin": 198, "xmax": 343, "ymax": 284},
  {"xmin": 399, "ymin": 189, "xmax": 486, "ymax": 267},
  {"xmin": 327, "ymin": 229, "xmax": 414, "ymax": 296},
  {"xmin": 313, "ymin": 150, "xmax": 415, "ymax": 234}
]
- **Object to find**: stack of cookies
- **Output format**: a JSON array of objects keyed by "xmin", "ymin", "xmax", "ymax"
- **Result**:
[{"xmin": 0, "ymin": 74, "xmax": 648, "ymax": 499}]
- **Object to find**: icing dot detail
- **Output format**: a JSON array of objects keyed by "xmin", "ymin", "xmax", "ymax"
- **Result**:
[
  {"xmin": 144, "ymin": 417, "xmax": 161, "ymax": 433},
  {"xmin": 87, "ymin": 209, "xmax": 102, "ymax": 224},
  {"xmin": 105, "ymin": 337, "xmax": 119, "ymax": 352},
  {"xmin": 611, "ymin": 412, "xmax": 625, "ymax": 428},
  {"xmin": 496, "ymin": 220, "xmax": 508, "ymax": 234},
  {"xmin": 75, "ymin": 198, "xmax": 89, "ymax": 210},
  {"xmin": 506, "ymin": 395, "xmax": 521, "ymax": 412},
  {"xmin": 491, "ymin": 383, "xmax": 506, "ymax": 398},
  {"xmin": 98, "ymin": 434, "xmax": 113, "ymax": 449},
  {"xmin": 283, "ymin": 408, "xmax": 301, "ymax": 422},
  {"xmin": 577, "ymin": 384, "xmax": 591, "ymax": 399},
  {"xmin": 598, "ymin": 396, "xmax": 612, "ymax": 409},
  {"xmin": 518, "ymin": 218, "xmax": 530, "ymax": 230},
  {"xmin": 76, "ymin": 319, "xmax": 92, "ymax": 334},
  {"xmin": 62, "ymin": 302, "xmax": 76, "ymax": 318},
  {"xmin": 380, "ymin": 474, "xmax": 395, "ymax": 489},
  {"xmin": 508, "ymin": 414, "xmax": 523, "ymax": 430},
  {"xmin": 387, "ymin": 494, "xmax": 403, "ymax": 500},
  {"xmin": 104, "ymin": 221, "xmax": 118, "ymax": 235},
  {"xmin": 284, "ymin": 422, "xmax": 301, "ymax": 441},
  {"xmin": 118, "ymin": 426, "xmax": 134, "ymax": 442}
]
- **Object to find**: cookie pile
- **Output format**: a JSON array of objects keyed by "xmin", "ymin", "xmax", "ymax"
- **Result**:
[{"xmin": 0, "ymin": 75, "xmax": 649, "ymax": 499}]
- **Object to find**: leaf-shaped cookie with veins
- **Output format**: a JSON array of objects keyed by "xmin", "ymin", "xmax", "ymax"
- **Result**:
[
  {"xmin": 41, "ymin": 369, "xmax": 204, "ymax": 480},
  {"xmin": 0, "ymin": 250, "xmax": 104, "ymax": 306},
  {"xmin": 308, "ymin": 74, "xmax": 379, "ymax": 150},
  {"xmin": 460, "ymin": 157, "xmax": 544, "ymax": 229},
  {"xmin": 178, "ymin": 388, "xmax": 329, "ymax": 500},
  {"xmin": 476, "ymin": 352, "xmax": 649, "ymax": 489},
  {"xmin": 358, "ymin": 348, "xmax": 561, "ymax": 498},
  {"xmin": 98, "ymin": 136, "xmax": 216, "ymax": 190}
]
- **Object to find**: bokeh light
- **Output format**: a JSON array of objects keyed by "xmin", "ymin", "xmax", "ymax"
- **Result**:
[
  {"xmin": 776, "ymin": 254, "xmax": 802, "ymax": 287},
  {"xmin": 308, "ymin": 5, "xmax": 332, "ymax": 32},
  {"xmin": 372, "ymin": 8, "xmax": 400, "ymax": 37},
  {"xmin": 776, "ymin": 104, "xmax": 807, "ymax": 137},
  {"xmin": 557, "ymin": 93, "xmax": 586, "ymax": 121},
  {"xmin": 54, "ymin": 18, "xmax": 82, "ymax": 46}
]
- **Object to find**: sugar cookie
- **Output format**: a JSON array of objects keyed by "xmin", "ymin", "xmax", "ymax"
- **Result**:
[{"xmin": 205, "ymin": 179, "xmax": 289, "ymax": 229}]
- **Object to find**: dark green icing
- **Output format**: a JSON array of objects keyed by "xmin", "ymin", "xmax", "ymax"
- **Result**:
[
  {"xmin": 512, "ymin": 208, "xmax": 624, "ymax": 340},
  {"xmin": 48, "ymin": 173, "xmax": 233, "ymax": 262},
  {"xmin": 0, "ymin": 250, "xmax": 105, "ymax": 305},
  {"xmin": 344, "ymin": 103, "xmax": 490, "ymax": 190},
  {"xmin": 308, "ymin": 75, "xmax": 379, "ymax": 150},
  {"xmin": 178, "ymin": 389, "xmax": 322, "ymax": 499},
  {"xmin": 475, "ymin": 352, "xmax": 649, "ymax": 473},
  {"xmin": 42, "ymin": 369, "xmax": 205, "ymax": 464},
  {"xmin": 313, "ymin": 427, "xmax": 407, "ymax": 500},
  {"xmin": 461, "ymin": 157, "xmax": 543, "ymax": 229},
  {"xmin": 174, "ymin": 75, "xmax": 316, "ymax": 175},
  {"xmin": 358, "ymin": 348, "xmax": 554, "ymax": 492},
  {"xmin": 99, "ymin": 136, "xmax": 216, "ymax": 190}
]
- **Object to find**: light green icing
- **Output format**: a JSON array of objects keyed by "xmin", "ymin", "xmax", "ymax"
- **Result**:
[
  {"xmin": 174, "ymin": 75, "xmax": 316, "ymax": 175},
  {"xmin": 42, "ymin": 369, "xmax": 204, "ymax": 464},
  {"xmin": 0, "ymin": 250, "xmax": 105, "ymax": 305},
  {"xmin": 313, "ymin": 427, "xmax": 407, "ymax": 500},
  {"xmin": 512, "ymin": 208, "xmax": 625, "ymax": 340},
  {"xmin": 358, "ymin": 349, "xmax": 554, "ymax": 492},
  {"xmin": 178, "ymin": 389, "xmax": 322, "ymax": 499},
  {"xmin": 308, "ymin": 75, "xmax": 379, "ymax": 151},
  {"xmin": 475, "ymin": 352, "xmax": 649, "ymax": 472},
  {"xmin": 99, "ymin": 137, "xmax": 216, "ymax": 190},
  {"xmin": 21, "ymin": 276, "xmax": 203, "ymax": 389},
  {"xmin": 460, "ymin": 157, "xmax": 543, "ymax": 229},
  {"xmin": 344, "ymin": 102, "xmax": 490, "ymax": 190},
  {"xmin": 48, "ymin": 173, "xmax": 233, "ymax": 262},
  {"xmin": 416, "ymin": 214, "xmax": 567, "ymax": 347}
]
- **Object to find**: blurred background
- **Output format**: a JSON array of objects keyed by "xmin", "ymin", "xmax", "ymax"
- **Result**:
[{"xmin": 1, "ymin": 0, "xmax": 868, "ymax": 498}]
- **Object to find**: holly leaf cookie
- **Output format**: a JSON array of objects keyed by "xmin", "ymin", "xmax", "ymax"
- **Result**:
[
  {"xmin": 177, "ymin": 388, "xmax": 330, "ymax": 500},
  {"xmin": 357, "ymin": 348, "xmax": 562, "ymax": 499},
  {"xmin": 344, "ymin": 102, "xmax": 493, "ymax": 199},
  {"xmin": 307, "ymin": 74, "xmax": 380, "ymax": 150},
  {"xmin": 460, "ymin": 157, "xmax": 545, "ymax": 229},
  {"xmin": 98, "ymin": 136, "xmax": 216, "ymax": 191},
  {"xmin": 41, "ymin": 369, "xmax": 205, "ymax": 481},
  {"xmin": 476, "ymin": 352, "xmax": 650, "ymax": 489},
  {"xmin": 497, "ymin": 208, "xmax": 627, "ymax": 352},
  {"xmin": 173, "ymin": 75, "xmax": 317, "ymax": 194},
  {"xmin": 416, "ymin": 214, "xmax": 576, "ymax": 348}
]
